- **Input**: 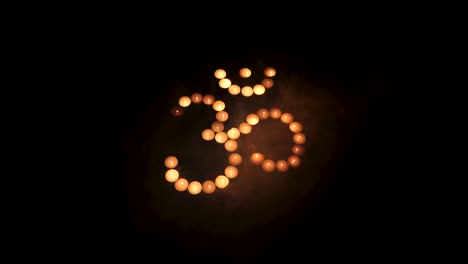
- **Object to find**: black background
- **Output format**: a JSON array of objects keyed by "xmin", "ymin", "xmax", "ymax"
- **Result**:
[{"xmin": 70, "ymin": 17, "xmax": 444, "ymax": 261}]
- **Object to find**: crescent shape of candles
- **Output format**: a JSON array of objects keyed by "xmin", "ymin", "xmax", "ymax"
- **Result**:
[{"xmin": 164, "ymin": 67, "xmax": 306, "ymax": 195}]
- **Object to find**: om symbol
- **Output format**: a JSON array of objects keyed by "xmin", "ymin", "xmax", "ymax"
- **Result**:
[{"xmin": 163, "ymin": 66, "xmax": 306, "ymax": 195}]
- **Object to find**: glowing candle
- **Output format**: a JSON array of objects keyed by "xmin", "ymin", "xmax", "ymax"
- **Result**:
[
  {"xmin": 224, "ymin": 139, "xmax": 238, "ymax": 152},
  {"xmin": 215, "ymin": 132, "xmax": 228, "ymax": 143},
  {"xmin": 203, "ymin": 94, "xmax": 215, "ymax": 105},
  {"xmin": 264, "ymin": 67, "xmax": 276, "ymax": 77},
  {"xmin": 227, "ymin": 127, "xmax": 240, "ymax": 139},
  {"xmin": 269, "ymin": 108, "xmax": 282, "ymax": 119},
  {"xmin": 174, "ymin": 178, "xmax": 188, "ymax": 191},
  {"xmin": 250, "ymin": 152, "xmax": 264, "ymax": 165},
  {"xmin": 214, "ymin": 69, "xmax": 226, "ymax": 79},
  {"xmin": 212, "ymin": 100, "xmax": 225, "ymax": 111},
  {"xmin": 280, "ymin": 113, "xmax": 294, "ymax": 124},
  {"xmin": 191, "ymin": 93, "xmax": 203, "ymax": 104},
  {"xmin": 289, "ymin": 121, "xmax": 303, "ymax": 133},
  {"xmin": 288, "ymin": 155, "xmax": 301, "ymax": 168},
  {"xmin": 211, "ymin": 121, "xmax": 224, "ymax": 133},
  {"xmin": 262, "ymin": 159, "xmax": 275, "ymax": 172},
  {"xmin": 239, "ymin": 68, "xmax": 251, "ymax": 78},
  {"xmin": 292, "ymin": 145, "xmax": 305, "ymax": 156},
  {"xmin": 224, "ymin": 165, "xmax": 238, "ymax": 179},
  {"xmin": 178, "ymin": 96, "xmax": 191, "ymax": 107},
  {"xmin": 253, "ymin": 84, "xmax": 265, "ymax": 95},
  {"xmin": 293, "ymin": 132, "xmax": 306, "ymax": 144},
  {"xmin": 170, "ymin": 106, "xmax": 183, "ymax": 117},
  {"xmin": 216, "ymin": 111, "xmax": 229, "ymax": 122},
  {"xmin": 257, "ymin": 108, "xmax": 269, "ymax": 119},
  {"xmin": 202, "ymin": 180, "xmax": 216, "ymax": 194},
  {"xmin": 165, "ymin": 169, "xmax": 179, "ymax": 182},
  {"xmin": 228, "ymin": 153, "xmax": 242, "ymax": 166},
  {"xmin": 215, "ymin": 175, "xmax": 229, "ymax": 189},
  {"xmin": 228, "ymin": 84, "xmax": 241, "ymax": 95},
  {"xmin": 219, "ymin": 78, "xmax": 231, "ymax": 89},
  {"xmin": 188, "ymin": 181, "xmax": 202, "ymax": 195},
  {"xmin": 201, "ymin": 129, "xmax": 215, "ymax": 141},
  {"xmin": 164, "ymin": 156, "xmax": 178, "ymax": 169},
  {"xmin": 262, "ymin": 78, "xmax": 274, "ymax": 88},
  {"xmin": 241, "ymin": 86, "xmax": 253, "ymax": 97},
  {"xmin": 239, "ymin": 122, "xmax": 252, "ymax": 134},
  {"xmin": 276, "ymin": 160, "xmax": 289, "ymax": 172},
  {"xmin": 246, "ymin": 114, "xmax": 259, "ymax": 125}
]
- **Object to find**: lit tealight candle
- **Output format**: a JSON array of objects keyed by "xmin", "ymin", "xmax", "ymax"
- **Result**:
[
  {"xmin": 170, "ymin": 106, "xmax": 183, "ymax": 117},
  {"xmin": 203, "ymin": 94, "xmax": 215, "ymax": 105},
  {"xmin": 253, "ymin": 84, "xmax": 265, "ymax": 95},
  {"xmin": 216, "ymin": 111, "xmax": 229, "ymax": 122},
  {"xmin": 164, "ymin": 156, "xmax": 178, "ymax": 169},
  {"xmin": 165, "ymin": 169, "xmax": 179, "ymax": 182},
  {"xmin": 228, "ymin": 84, "xmax": 241, "ymax": 95},
  {"xmin": 224, "ymin": 165, "xmax": 238, "ymax": 179},
  {"xmin": 264, "ymin": 67, "xmax": 276, "ymax": 77},
  {"xmin": 227, "ymin": 127, "xmax": 240, "ymax": 139},
  {"xmin": 178, "ymin": 96, "xmax": 191, "ymax": 107},
  {"xmin": 201, "ymin": 129, "xmax": 215, "ymax": 141},
  {"xmin": 214, "ymin": 69, "xmax": 226, "ymax": 79},
  {"xmin": 174, "ymin": 178, "xmax": 188, "ymax": 191},
  {"xmin": 292, "ymin": 145, "xmax": 305, "ymax": 156},
  {"xmin": 212, "ymin": 100, "xmax": 225, "ymax": 111},
  {"xmin": 246, "ymin": 114, "xmax": 259, "ymax": 125},
  {"xmin": 250, "ymin": 152, "xmax": 264, "ymax": 165},
  {"xmin": 257, "ymin": 108, "xmax": 269, "ymax": 120},
  {"xmin": 269, "ymin": 108, "xmax": 282, "ymax": 119},
  {"xmin": 191, "ymin": 93, "xmax": 203, "ymax": 104},
  {"xmin": 219, "ymin": 78, "xmax": 231, "ymax": 89},
  {"xmin": 262, "ymin": 78, "xmax": 274, "ymax": 88},
  {"xmin": 215, "ymin": 132, "xmax": 228, "ymax": 144},
  {"xmin": 289, "ymin": 121, "xmax": 303, "ymax": 133},
  {"xmin": 202, "ymin": 180, "xmax": 216, "ymax": 194},
  {"xmin": 293, "ymin": 132, "xmax": 306, "ymax": 144},
  {"xmin": 215, "ymin": 175, "xmax": 229, "ymax": 189},
  {"xmin": 239, "ymin": 122, "xmax": 252, "ymax": 134},
  {"xmin": 262, "ymin": 159, "xmax": 276, "ymax": 172},
  {"xmin": 228, "ymin": 153, "xmax": 243, "ymax": 166},
  {"xmin": 188, "ymin": 181, "xmax": 202, "ymax": 195},
  {"xmin": 288, "ymin": 155, "xmax": 301, "ymax": 168},
  {"xmin": 211, "ymin": 121, "xmax": 224, "ymax": 133},
  {"xmin": 224, "ymin": 139, "xmax": 238, "ymax": 152},
  {"xmin": 276, "ymin": 160, "xmax": 289, "ymax": 172},
  {"xmin": 280, "ymin": 113, "xmax": 294, "ymax": 124},
  {"xmin": 239, "ymin": 68, "xmax": 251, "ymax": 78},
  {"xmin": 241, "ymin": 86, "xmax": 253, "ymax": 97}
]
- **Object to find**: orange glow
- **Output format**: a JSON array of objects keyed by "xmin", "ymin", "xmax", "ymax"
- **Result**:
[
  {"xmin": 253, "ymin": 84, "xmax": 265, "ymax": 95},
  {"xmin": 257, "ymin": 108, "xmax": 269, "ymax": 119},
  {"xmin": 246, "ymin": 114, "xmax": 259, "ymax": 125},
  {"xmin": 293, "ymin": 132, "xmax": 306, "ymax": 144},
  {"xmin": 202, "ymin": 180, "xmax": 216, "ymax": 194},
  {"xmin": 191, "ymin": 93, "xmax": 203, "ymax": 104},
  {"xmin": 216, "ymin": 111, "xmax": 229, "ymax": 122},
  {"xmin": 170, "ymin": 106, "xmax": 183, "ymax": 117},
  {"xmin": 178, "ymin": 96, "xmax": 191, "ymax": 107},
  {"xmin": 174, "ymin": 178, "xmax": 188, "ymax": 191},
  {"xmin": 211, "ymin": 121, "xmax": 224, "ymax": 133},
  {"xmin": 241, "ymin": 86, "xmax": 253, "ymax": 97},
  {"xmin": 239, "ymin": 122, "xmax": 252, "ymax": 134},
  {"xmin": 250, "ymin": 152, "xmax": 264, "ymax": 165},
  {"xmin": 224, "ymin": 139, "xmax": 238, "ymax": 152},
  {"xmin": 292, "ymin": 145, "xmax": 305, "ymax": 156},
  {"xmin": 215, "ymin": 132, "xmax": 228, "ymax": 143},
  {"xmin": 219, "ymin": 78, "xmax": 231, "ymax": 89},
  {"xmin": 276, "ymin": 160, "xmax": 289, "ymax": 172},
  {"xmin": 214, "ymin": 69, "xmax": 226, "ymax": 79},
  {"xmin": 164, "ymin": 156, "xmax": 178, "ymax": 169},
  {"xmin": 165, "ymin": 169, "xmax": 179, "ymax": 182},
  {"xmin": 224, "ymin": 165, "xmax": 238, "ymax": 179},
  {"xmin": 269, "ymin": 108, "xmax": 282, "ymax": 119},
  {"xmin": 228, "ymin": 153, "xmax": 243, "ymax": 166},
  {"xmin": 227, "ymin": 127, "xmax": 240, "ymax": 139},
  {"xmin": 262, "ymin": 78, "xmax": 274, "ymax": 88},
  {"xmin": 228, "ymin": 84, "xmax": 241, "ymax": 95},
  {"xmin": 188, "ymin": 181, "xmax": 202, "ymax": 195},
  {"xmin": 289, "ymin": 121, "xmax": 303, "ymax": 133},
  {"xmin": 280, "ymin": 113, "xmax": 294, "ymax": 124},
  {"xmin": 212, "ymin": 100, "xmax": 225, "ymax": 111},
  {"xmin": 203, "ymin": 94, "xmax": 215, "ymax": 105},
  {"xmin": 264, "ymin": 67, "xmax": 276, "ymax": 77},
  {"xmin": 201, "ymin": 129, "xmax": 215, "ymax": 141},
  {"xmin": 239, "ymin": 68, "xmax": 251, "ymax": 78},
  {"xmin": 288, "ymin": 155, "xmax": 301, "ymax": 168},
  {"xmin": 262, "ymin": 159, "xmax": 275, "ymax": 172},
  {"xmin": 215, "ymin": 175, "xmax": 229, "ymax": 189}
]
